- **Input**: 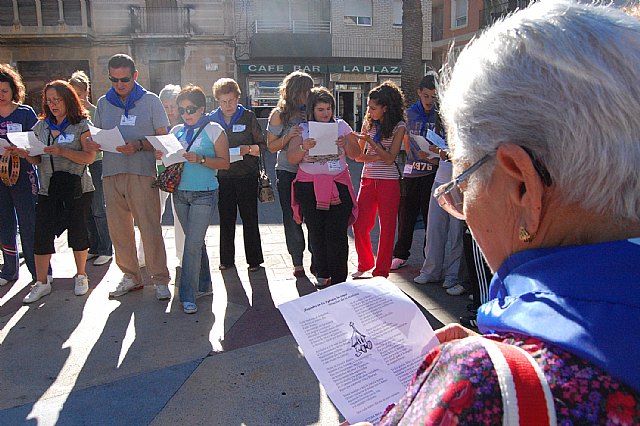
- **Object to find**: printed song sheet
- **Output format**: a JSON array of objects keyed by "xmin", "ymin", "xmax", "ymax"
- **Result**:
[
  {"xmin": 411, "ymin": 134, "xmax": 439, "ymax": 160},
  {"xmin": 426, "ymin": 129, "xmax": 449, "ymax": 151},
  {"xmin": 308, "ymin": 121, "xmax": 339, "ymax": 156},
  {"xmin": 146, "ymin": 134, "xmax": 187, "ymax": 167},
  {"xmin": 278, "ymin": 278, "xmax": 438, "ymax": 424},
  {"xmin": 7, "ymin": 132, "xmax": 46, "ymax": 156},
  {"xmin": 88, "ymin": 125, "xmax": 126, "ymax": 153}
]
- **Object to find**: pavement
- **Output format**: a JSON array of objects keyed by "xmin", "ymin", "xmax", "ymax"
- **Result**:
[{"xmin": 0, "ymin": 154, "xmax": 470, "ymax": 426}]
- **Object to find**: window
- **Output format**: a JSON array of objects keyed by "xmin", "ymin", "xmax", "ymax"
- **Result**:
[
  {"xmin": 452, "ymin": 0, "xmax": 468, "ymax": 28},
  {"xmin": 344, "ymin": 0, "xmax": 372, "ymax": 26},
  {"xmin": 392, "ymin": 0, "xmax": 402, "ymax": 26}
]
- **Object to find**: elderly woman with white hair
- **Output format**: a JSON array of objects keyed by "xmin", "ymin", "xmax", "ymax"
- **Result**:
[{"xmin": 349, "ymin": 2, "xmax": 640, "ymax": 425}]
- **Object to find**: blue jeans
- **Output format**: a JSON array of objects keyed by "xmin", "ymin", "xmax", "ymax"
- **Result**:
[
  {"xmin": 86, "ymin": 160, "xmax": 112, "ymax": 256},
  {"xmin": 0, "ymin": 159, "xmax": 38, "ymax": 280},
  {"xmin": 276, "ymin": 169, "xmax": 307, "ymax": 266},
  {"xmin": 173, "ymin": 189, "xmax": 217, "ymax": 304}
]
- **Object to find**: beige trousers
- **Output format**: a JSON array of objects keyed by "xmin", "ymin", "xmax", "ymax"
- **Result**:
[{"xmin": 104, "ymin": 174, "xmax": 170, "ymax": 286}]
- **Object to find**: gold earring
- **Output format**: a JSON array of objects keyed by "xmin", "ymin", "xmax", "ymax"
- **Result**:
[{"xmin": 519, "ymin": 226, "xmax": 534, "ymax": 243}]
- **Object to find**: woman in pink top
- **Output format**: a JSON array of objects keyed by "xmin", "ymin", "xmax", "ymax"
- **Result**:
[
  {"xmin": 288, "ymin": 87, "xmax": 361, "ymax": 287},
  {"xmin": 352, "ymin": 81, "xmax": 406, "ymax": 279}
]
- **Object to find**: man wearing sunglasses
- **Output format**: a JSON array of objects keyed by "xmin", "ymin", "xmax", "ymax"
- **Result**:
[{"xmin": 93, "ymin": 53, "xmax": 172, "ymax": 301}]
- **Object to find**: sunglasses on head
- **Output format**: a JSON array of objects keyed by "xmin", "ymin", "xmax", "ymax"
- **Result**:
[
  {"xmin": 178, "ymin": 105, "xmax": 200, "ymax": 115},
  {"xmin": 109, "ymin": 76, "xmax": 132, "ymax": 83}
]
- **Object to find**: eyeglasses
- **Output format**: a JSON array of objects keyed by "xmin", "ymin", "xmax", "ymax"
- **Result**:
[
  {"xmin": 434, "ymin": 147, "xmax": 552, "ymax": 220},
  {"xmin": 178, "ymin": 105, "xmax": 200, "ymax": 115},
  {"xmin": 46, "ymin": 98, "xmax": 63, "ymax": 105},
  {"xmin": 109, "ymin": 76, "xmax": 132, "ymax": 83}
]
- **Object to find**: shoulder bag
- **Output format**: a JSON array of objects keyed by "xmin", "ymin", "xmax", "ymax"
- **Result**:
[
  {"xmin": 153, "ymin": 122, "xmax": 208, "ymax": 193},
  {"xmin": 257, "ymin": 148, "xmax": 275, "ymax": 203}
]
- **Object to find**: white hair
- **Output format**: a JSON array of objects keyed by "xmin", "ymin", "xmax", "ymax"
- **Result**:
[
  {"xmin": 159, "ymin": 84, "xmax": 181, "ymax": 102},
  {"xmin": 440, "ymin": 0, "xmax": 640, "ymax": 222}
]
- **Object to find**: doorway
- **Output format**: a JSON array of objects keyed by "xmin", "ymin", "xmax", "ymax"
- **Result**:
[{"xmin": 336, "ymin": 87, "xmax": 364, "ymax": 131}]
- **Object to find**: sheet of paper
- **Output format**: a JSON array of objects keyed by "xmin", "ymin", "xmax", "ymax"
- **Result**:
[
  {"xmin": 229, "ymin": 147, "xmax": 242, "ymax": 163},
  {"xmin": 278, "ymin": 277, "xmax": 439, "ymax": 424},
  {"xmin": 308, "ymin": 121, "xmax": 339, "ymax": 156},
  {"xmin": 146, "ymin": 134, "xmax": 187, "ymax": 167},
  {"xmin": 0, "ymin": 138, "xmax": 11, "ymax": 155},
  {"xmin": 88, "ymin": 125, "xmax": 126, "ymax": 153},
  {"xmin": 412, "ymin": 134, "xmax": 439, "ymax": 159},
  {"xmin": 426, "ymin": 129, "xmax": 449, "ymax": 151},
  {"xmin": 7, "ymin": 132, "xmax": 46, "ymax": 156}
]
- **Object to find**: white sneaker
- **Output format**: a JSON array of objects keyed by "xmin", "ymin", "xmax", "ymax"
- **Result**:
[
  {"xmin": 47, "ymin": 275, "xmax": 53, "ymax": 285},
  {"xmin": 74, "ymin": 275, "xmax": 89, "ymax": 296},
  {"xmin": 0, "ymin": 278, "xmax": 10, "ymax": 287},
  {"xmin": 414, "ymin": 274, "xmax": 439, "ymax": 285},
  {"xmin": 155, "ymin": 284, "xmax": 171, "ymax": 301},
  {"xmin": 390, "ymin": 258, "xmax": 407, "ymax": 270},
  {"xmin": 446, "ymin": 283, "xmax": 467, "ymax": 296},
  {"xmin": 351, "ymin": 270, "xmax": 373, "ymax": 279},
  {"xmin": 93, "ymin": 255, "xmax": 112, "ymax": 266},
  {"xmin": 109, "ymin": 276, "xmax": 143, "ymax": 298},
  {"xmin": 23, "ymin": 281, "xmax": 52, "ymax": 303},
  {"xmin": 442, "ymin": 280, "xmax": 457, "ymax": 289}
]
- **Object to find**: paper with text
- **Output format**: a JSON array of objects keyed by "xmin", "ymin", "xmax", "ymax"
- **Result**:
[
  {"xmin": 426, "ymin": 129, "xmax": 448, "ymax": 151},
  {"xmin": 278, "ymin": 278, "xmax": 438, "ymax": 424},
  {"xmin": 412, "ymin": 134, "xmax": 440, "ymax": 159},
  {"xmin": 7, "ymin": 132, "xmax": 46, "ymax": 156},
  {"xmin": 146, "ymin": 134, "xmax": 187, "ymax": 167},
  {"xmin": 0, "ymin": 138, "xmax": 11, "ymax": 155},
  {"xmin": 88, "ymin": 125, "xmax": 126, "ymax": 153},
  {"xmin": 308, "ymin": 121, "xmax": 339, "ymax": 156}
]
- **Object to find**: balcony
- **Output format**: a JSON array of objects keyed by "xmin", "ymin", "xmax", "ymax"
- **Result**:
[
  {"xmin": 130, "ymin": 6, "xmax": 191, "ymax": 38},
  {"xmin": 250, "ymin": 20, "xmax": 331, "ymax": 58},
  {"xmin": 480, "ymin": 0, "xmax": 531, "ymax": 29}
]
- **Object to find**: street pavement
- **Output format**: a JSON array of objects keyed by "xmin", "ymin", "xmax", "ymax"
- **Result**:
[{"xmin": 0, "ymin": 154, "xmax": 470, "ymax": 425}]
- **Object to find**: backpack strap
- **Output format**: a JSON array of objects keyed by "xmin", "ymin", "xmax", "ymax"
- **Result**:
[{"xmin": 474, "ymin": 336, "xmax": 557, "ymax": 426}]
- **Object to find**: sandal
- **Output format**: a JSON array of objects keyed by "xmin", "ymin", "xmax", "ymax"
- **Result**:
[
  {"xmin": 183, "ymin": 302, "xmax": 198, "ymax": 314},
  {"xmin": 248, "ymin": 265, "xmax": 260, "ymax": 272},
  {"xmin": 219, "ymin": 264, "xmax": 234, "ymax": 271},
  {"xmin": 293, "ymin": 267, "xmax": 306, "ymax": 278}
]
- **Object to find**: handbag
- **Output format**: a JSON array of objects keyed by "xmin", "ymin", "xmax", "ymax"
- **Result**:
[
  {"xmin": 257, "ymin": 148, "xmax": 275, "ymax": 203},
  {"xmin": 153, "ymin": 122, "xmax": 208, "ymax": 193}
]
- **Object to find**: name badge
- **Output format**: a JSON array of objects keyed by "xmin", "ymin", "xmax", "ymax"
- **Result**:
[
  {"xmin": 232, "ymin": 124, "xmax": 246, "ymax": 132},
  {"xmin": 120, "ymin": 115, "xmax": 137, "ymax": 126},
  {"xmin": 58, "ymin": 133, "xmax": 75, "ymax": 144},
  {"xmin": 327, "ymin": 160, "xmax": 342, "ymax": 172},
  {"xmin": 403, "ymin": 164, "xmax": 413, "ymax": 175},
  {"xmin": 6, "ymin": 123, "xmax": 22, "ymax": 133}
]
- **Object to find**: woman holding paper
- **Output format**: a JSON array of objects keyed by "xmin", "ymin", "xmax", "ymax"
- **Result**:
[
  {"xmin": 267, "ymin": 71, "xmax": 315, "ymax": 277},
  {"xmin": 349, "ymin": 3, "xmax": 640, "ymax": 424},
  {"xmin": 19, "ymin": 80, "xmax": 96, "ymax": 303},
  {"xmin": 167, "ymin": 85, "xmax": 229, "ymax": 314},
  {"xmin": 210, "ymin": 78, "xmax": 265, "ymax": 272},
  {"xmin": 351, "ymin": 81, "xmax": 406, "ymax": 279},
  {"xmin": 288, "ymin": 87, "xmax": 360, "ymax": 287},
  {"xmin": 0, "ymin": 64, "xmax": 40, "ymax": 287}
]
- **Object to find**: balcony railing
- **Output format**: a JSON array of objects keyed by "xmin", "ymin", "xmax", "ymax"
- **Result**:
[
  {"xmin": 480, "ymin": 0, "xmax": 531, "ymax": 28},
  {"xmin": 130, "ymin": 6, "xmax": 191, "ymax": 35},
  {"xmin": 251, "ymin": 20, "xmax": 331, "ymax": 34}
]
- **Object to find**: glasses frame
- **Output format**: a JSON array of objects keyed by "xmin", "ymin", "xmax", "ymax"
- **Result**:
[
  {"xmin": 178, "ymin": 105, "xmax": 200, "ymax": 116},
  {"xmin": 45, "ymin": 97, "xmax": 63, "ymax": 105},
  {"xmin": 109, "ymin": 76, "xmax": 132, "ymax": 83}
]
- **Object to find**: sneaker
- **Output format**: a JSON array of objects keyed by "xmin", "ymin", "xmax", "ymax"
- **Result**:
[
  {"xmin": 86, "ymin": 252, "xmax": 99, "ymax": 260},
  {"xmin": 47, "ymin": 275, "xmax": 53, "ymax": 285},
  {"xmin": 390, "ymin": 258, "xmax": 407, "ymax": 270},
  {"xmin": 23, "ymin": 281, "xmax": 52, "ymax": 303},
  {"xmin": 442, "ymin": 280, "xmax": 457, "ymax": 289},
  {"xmin": 196, "ymin": 290, "xmax": 213, "ymax": 300},
  {"xmin": 183, "ymin": 302, "xmax": 198, "ymax": 314},
  {"xmin": 446, "ymin": 283, "xmax": 467, "ymax": 296},
  {"xmin": 351, "ymin": 270, "xmax": 373, "ymax": 279},
  {"xmin": 413, "ymin": 274, "xmax": 439, "ymax": 285},
  {"xmin": 74, "ymin": 275, "xmax": 89, "ymax": 296},
  {"xmin": 459, "ymin": 314, "xmax": 478, "ymax": 328},
  {"xmin": 93, "ymin": 255, "xmax": 112, "ymax": 266},
  {"xmin": 109, "ymin": 276, "xmax": 143, "ymax": 298},
  {"xmin": 155, "ymin": 283, "xmax": 171, "ymax": 301},
  {"xmin": 0, "ymin": 277, "xmax": 10, "ymax": 287}
]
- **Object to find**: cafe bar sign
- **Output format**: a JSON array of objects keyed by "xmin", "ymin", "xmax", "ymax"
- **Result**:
[{"xmin": 239, "ymin": 64, "xmax": 402, "ymax": 74}]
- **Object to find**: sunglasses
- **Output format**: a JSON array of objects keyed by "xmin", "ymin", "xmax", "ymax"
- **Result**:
[
  {"xmin": 178, "ymin": 105, "xmax": 200, "ymax": 115},
  {"xmin": 109, "ymin": 76, "xmax": 132, "ymax": 83}
]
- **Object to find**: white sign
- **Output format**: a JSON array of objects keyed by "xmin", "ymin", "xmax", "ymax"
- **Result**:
[{"xmin": 278, "ymin": 278, "xmax": 438, "ymax": 424}]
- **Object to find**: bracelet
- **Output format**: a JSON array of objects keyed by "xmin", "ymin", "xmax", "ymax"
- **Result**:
[{"xmin": 299, "ymin": 144, "xmax": 305, "ymax": 152}]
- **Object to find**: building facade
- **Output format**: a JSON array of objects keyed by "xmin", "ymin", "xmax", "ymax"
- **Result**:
[{"xmin": 0, "ymin": 0, "xmax": 235, "ymax": 112}]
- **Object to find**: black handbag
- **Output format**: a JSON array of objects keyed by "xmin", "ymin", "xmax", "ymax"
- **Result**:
[{"xmin": 257, "ymin": 149, "xmax": 275, "ymax": 203}]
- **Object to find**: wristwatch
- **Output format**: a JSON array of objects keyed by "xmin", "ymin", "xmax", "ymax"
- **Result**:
[{"xmin": 199, "ymin": 155, "xmax": 206, "ymax": 164}]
